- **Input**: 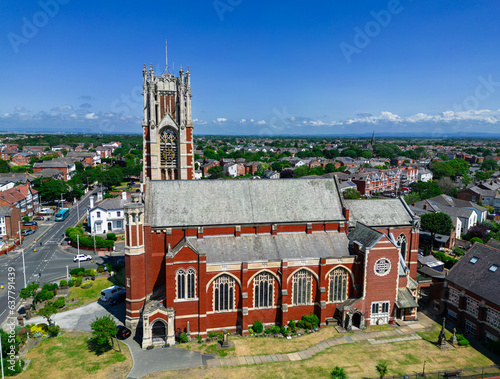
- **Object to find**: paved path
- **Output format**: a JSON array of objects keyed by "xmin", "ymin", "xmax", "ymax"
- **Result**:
[{"xmin": 206, "ymin": 324, "xmax": 425, "ymax": 368}]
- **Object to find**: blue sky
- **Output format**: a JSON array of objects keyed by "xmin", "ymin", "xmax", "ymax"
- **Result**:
[{"xmin": 1, "ymin": 0, "xmax": 500, "ymax": 136}]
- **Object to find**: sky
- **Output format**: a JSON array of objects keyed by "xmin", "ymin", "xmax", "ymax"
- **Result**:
[{"xmin": 1, "ymin": 0, "xmax": 500, "ymax": 137}]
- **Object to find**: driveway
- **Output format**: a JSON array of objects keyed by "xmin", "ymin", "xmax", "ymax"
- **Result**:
[{"xmin": 29, "ymin": 301, "xmax": 205, "ymax": 378}]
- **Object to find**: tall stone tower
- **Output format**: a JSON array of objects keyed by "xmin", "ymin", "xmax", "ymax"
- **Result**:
[{"xmin": 142, "ymin": 62, "xmax": 194, "ymax": 181}]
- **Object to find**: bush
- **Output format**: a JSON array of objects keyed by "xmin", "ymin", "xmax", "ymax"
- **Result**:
[
  {"xmin": 470, "ymin": 237, "xmax": 484, "ymax": 244},
  {"xmin": 47, "ymin": 324, "xmax": 61, "ymax": 337},
  {"xmin": 53, "ymin": 297, "xmax": 65, "ymax": 309},
  {"xmin": 452, "ymin": 247, "xmax": 466, "ymax": 257},
  {"xmin": 35, "ymin": 289, "xmax": 54, "ymax": 302},
  {"xmin": 106, "ymin": 233, "xmax": 117, "ymax": 241},
  {"xmin": 288, "ymin": 320, "xmax": 297, "ymax": 332},
  {"xmin": 301, "ymin": 313, "xmax": 320, "ymax": 330},
  {"xmin": 74, "ymin": 277, "xmax": 83, "ymax": 287},
  {"xmin": 60, "ymin": 280, "xmax": 68, "ymax": 287},
  {"xmin": 81, "ymin": 281, "xmax": 93, "ymax": 289},
  {"xmin": 42, "ymin": 283, "xmax": 58, "ymax": 292},
  {"xmin": 67, "ymin": 279, "xmax": 74, "ymax": 287},
  {"xmin": 456, "ymin": 334, "xmax": 470, "ymax": 346},
  {"xmin": 2, "ymin": 358, "xmax": 24, "ymax": 376},
  {"xmin": 253, "ymin": 320, "xmax": 264, "ymax": 334},
  {"xmin": 197, "ymin": 335, "xmax": 203, "ymax": 343},
  {"xmin": 97, "ymin": 265, "xmax": 105, "ymax": 273},
  {"xmin": 77, "ymin": 271, "xmax": 84, "ymax": 277},
  {"xmin": 265, "ymin": 325, "xmax": 281, "ymax": 335},
  {"xmin": 179, "ymin": 332, "xmax": 189, "ymax": 343},
  {"xmin": 70, "ymin": 268, "xmax": 85, "ymax": 276},
  {"xmin": 433, "ymin": 251, "xmax": 458, "ymax": 268},
  {"xmin": 84, "ymin": 268, "xmax": 96, "ymax": 277}
]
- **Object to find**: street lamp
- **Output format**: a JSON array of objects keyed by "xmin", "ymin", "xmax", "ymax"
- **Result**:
[
  {"xmin": 18, "ymin": 221, "xmax": 26, "ymax": 288},
  {"xmin": 77, "ymin": 233, "xmax": 80, "ymax": 268}
]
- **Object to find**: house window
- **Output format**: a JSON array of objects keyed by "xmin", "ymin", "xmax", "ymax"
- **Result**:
[
  {"xmin": 485, "ymin": 332, "xmax": 499, "ymax": 343},
  {"xmin": 466, "ymin": 297, "xmax": 479, "ymax": 318},
  {"xmin": 371, "ymin": 301, "xmax": 390, "ymax": 315},
  {"xmin": 447, "ymin": 310, "xmax": 457, "ymax": 323},
  {"xmin": 486, "ymin": 308, "xmax": 500, "ymax": 330},
  {"xmin": 116, "ymin": 220, "xmax": 123, "ymax": 229},
  {"xmin": 177, "ymin": 268, "xmax": 196, "ymax": 300},
  {"xmin": 329, "ymin": 268, "xmax": 348, "ymax": 303},
  {"xmin": 448, "ymin": 288, "xmax": 460, "ymax": 307},
  {"xmin": 214, "ymin": 275, "xmax": 235, "ymax": 312},
  {"xmin": 96, "ymin": 211, "xmax": 101, "ymax": 218},
  {"xmin": 465, "ymin": 320, "xmax": 477, "ymax": 335},
  {"xmin": 254, "ymin": 272, "xmax": 273, "ymax": 308},
  {"xmin": 292, "ymin": 269, "xmax": 312, "ymax": 306},
  {"xmin": 117, "ymin": 211, "xmax": 121, "ymax": 217}
]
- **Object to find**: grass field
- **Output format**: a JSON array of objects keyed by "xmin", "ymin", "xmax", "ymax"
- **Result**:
[
  {"xmin": 65, "ymin": 275, "xmax": 122, "ymax": 310},
  {"xmin": 19, "ymin": 331, "xmax": 131, "ymax": 379},
  {"xmin": 147, "ymin": 323, "xmax": 498, "ymax": 379}
]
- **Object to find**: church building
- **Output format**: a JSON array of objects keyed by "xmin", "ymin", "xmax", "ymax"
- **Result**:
[{"xmin": 125, "ymin": 57, "xmax": 420, "ymax": 348}]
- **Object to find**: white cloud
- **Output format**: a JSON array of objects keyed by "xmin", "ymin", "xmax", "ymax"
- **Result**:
[
  {"xmin": 216, "ymin": 117, "xmax": 227, "ymax": 123},
  {"xmin": 256, "ymin": 120, "xmax": 266, "ymax": 125},
  {"xmin": 85, "ymin": 112, "xmax": 98, "ymax": 120}
]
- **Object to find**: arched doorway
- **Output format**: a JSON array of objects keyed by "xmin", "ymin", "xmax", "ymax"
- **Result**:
[
  {"xmin": 352, "ymin": 313, "xmax": 361, "ymax": 329},
  {"xmin": 151, "ymin": 320, "xmax": 167, "ymax": 344}
]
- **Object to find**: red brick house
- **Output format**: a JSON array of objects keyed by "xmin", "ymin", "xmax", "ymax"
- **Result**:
[
  {"xmin": 0, "ymin": 183, "xmax": 40, "ymax": 217},
  {"xmin": 11, "ymin": 153, "xmax": 31, "ymax": 166},
  {"xmin": 444, "ymin": 243, "xmax": 500, "ymax": 343},
  {"xmin": 0, "ymin": 200, "xmax": 21, "ymax": 239},
  {"xmin": 351, "ymin": 169, "xmax": 402, "ymax": 195}
]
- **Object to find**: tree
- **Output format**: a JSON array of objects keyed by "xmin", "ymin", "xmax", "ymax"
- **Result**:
[
  {"xmin": 438, "ymin": 177, "xmax": 457, "ymax": 197},
  {"xmin": 421, "ymin": 212, "xmax": 454, "ymax": 249},
  {"xmin": 403, "ymin": 192, "xmax": 421, "ymax": 205},
  {"xmin": 208, "ymin": 165, "xmax": 224, "ymax": 179},
  {"xmin": 481, "ymin": 159, "xmax": 498, "ymax": 172},
  {"xmin": 293, "ymin": 166, "xmax": 310, "ymax": 178},
  {"xmin": 376, "ymin": 361, "xmax": 389, "ymax": 379},
  {"xmin": 33, "ymin": 178, "xmax": 69, "ymax": 203},
  {"xmin": 331, "ymin": 366, "xmax": 347, "ymax": 379},
  {"xmin": 324, "ymin": 163, "xmax": 336, "ymax": 173},
  {"xmin": 0, "ymin": 159, "xmax": 10, "ymax": 173},
  {"xmin": 20, "ymin": 282, "xmax": 39, "ymax": 309},
  {"xmin": 38, "ymin": 301, "xmax": 58, "ymax": 326},
  {"xmin": 343, "ymin": 188, "xmax": 362, "ymax": 199},
  {"xmin": 89, "ymin": 315, "xmax": 117, "ymax": 354},
  {"xmin": 410, "ymin": 181, "xmax": 442, "ymax": 200}
]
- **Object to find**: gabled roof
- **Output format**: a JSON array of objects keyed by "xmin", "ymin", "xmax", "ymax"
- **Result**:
[
  {"xmin": 446, "ymin": 243, "xmax": 500, "ymax": 306},
  {"xmin": 91, "ymin": 197, "xmax": 127, "ymax": 211},
  {"xmin": 146, "ymin": 178, "xmax": 346, "ymax": 228},
  {"xmin": 346, "ymin": 198, "xmax": 415, "ymax": 227},
  {"xmin": 347, "ymin": 223, "xmax": 383, "ymax": 249}
]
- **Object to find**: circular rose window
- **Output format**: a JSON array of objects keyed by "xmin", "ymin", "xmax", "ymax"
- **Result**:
[{"xmin": 374, "ymin": 258, "xmax": 391, "ymax": 276}]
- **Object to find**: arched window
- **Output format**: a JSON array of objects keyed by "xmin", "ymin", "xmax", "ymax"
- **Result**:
[
  {"xmin": 214, "ymin": 275, "xmax": 235, "ymax": 312},
  {"xmin": 329, "ymin": 268, "xmax": 348, "ymax": 303},
  {"xmin": 292, "ymin": 269, "xmax": 312, "ymax": 306},
  {"xmin": 397, "ymin": 234, "xmax": 407, "ymax": 260},
  {"xmin": 254, "ymin": 272, "xmax": 273, "ymax": 308},
  {"xmin": 160, "ymin": 128, "xmax": 178, "ymax": 167},
  {"xmin": 176, "ymin": 268, "xmax": 196, "ymax": 300}
]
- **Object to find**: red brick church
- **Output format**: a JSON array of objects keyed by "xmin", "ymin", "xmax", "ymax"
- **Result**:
[{"xmin": 124, "ymin": 58, "xmax": 420, "ymax": 348}]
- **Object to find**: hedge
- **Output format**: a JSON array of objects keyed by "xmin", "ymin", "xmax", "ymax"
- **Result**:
[{"xmin": 65, "ymin": 226, "xmax": 114, "ymax": 249}]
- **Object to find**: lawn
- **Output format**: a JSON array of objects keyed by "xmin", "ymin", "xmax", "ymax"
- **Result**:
[
  {"xmin": 147, "ymin": 323, "xmax": 497, "ymax": 379},
  {"xmin": 19, "ymin": 331, "xmax": 131, "ymax": 379},
  {"xmin": 65, "ymin": 275, "xmax": 123, "ymax": 310}
]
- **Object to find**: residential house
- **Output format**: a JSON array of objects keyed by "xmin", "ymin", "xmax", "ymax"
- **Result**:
[
  {"xmin": 224, "ymin": 162, "xmax": 245, "ymax": 177},
  {"xmin": 0, "ymin": 150, "xmax": 17, "ymax": 161},
  {"xmin": 0, "ymin": 183, "xmax": 40, "ymax": 217},
  {"xmin": 200, "ymin": 160, "xmax": 219, "ymax": 178},
  {"xmin": 414, "ymin": 199, "xmax": 477, "ymax": 235},
  {"xmin": 0, "ymin": 203, "xmax": 21, "ymax": 238},
  {"xmin": 66, "ymin": 152, "xmax": 101, "ymax": 167},
  {"xmin": 457, "ymin": 186, "xmax": 500, "ymax": 212},
  {"xmin": 33, "ymin": 157, "xmax": 77, "ymax": 181},
  {"xmin": 96, "ymin": 146, "xmax": 113, "ymax": 158},
  {"xmin": 11, "ymin": 153, "xmax": 31, "ymax": 166},
  {"xmin": 425, "ymin": 194, "xmax": 488, "ymax": 223},
  {"xmin": 244, "ymin": 162, "xmax": 260, "ymax": 175},
  {"xmin": 263, "ymin": 170, "xmax": 280, "ymax": 179},
  {"xmin": 443, "ymin": 243, "xmax": 500, "ymax": 343},
  {"xmin": 87, "ymin": 192, "xmax": 128, "ymax": 235},
  {"xmin": 418, "ymin": 168, "xmax": 433, "ymax": 182},
  {"xmin": 32, "ymin": 168, "xmax": 65, "ymax": 181}
]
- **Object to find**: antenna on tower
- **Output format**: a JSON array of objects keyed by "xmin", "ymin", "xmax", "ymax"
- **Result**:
[{"xmin": 165, "ymin": 39, "xmax": 168, "ymax": 74}]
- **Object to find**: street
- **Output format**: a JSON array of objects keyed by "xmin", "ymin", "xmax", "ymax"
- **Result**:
[{"xmin": 0, "ymin": 189, "xmax": 99, "ymax": 327}]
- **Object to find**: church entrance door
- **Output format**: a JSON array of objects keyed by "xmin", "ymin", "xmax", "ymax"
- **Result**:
[{"xmin": 151, "ymin": 320, "xmax": 167, "ymax": 344}]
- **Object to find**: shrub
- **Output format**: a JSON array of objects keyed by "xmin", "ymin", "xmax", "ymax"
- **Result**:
[
  {"xmin": 70, "ymin": 268, "xmax": 85, "ymax": 276},
  {"xmin": 74, "ymin": 277, "xmax": 83, "ymax": 287},
  {"xmin": 281, "ymin": 326, "xmax": 289, "ymax": 337},
  {"xmin": 97, "ymin": 265, "xmax": 105, "ymax": 273},
  {"xmin": 265, "ymin": 325, "xmax": 280, "ymax": 335},
  {"xmin": 331, "ymin": 366, "xmax": 348, "ymax": 379},
  {"xmin": 253, "ymin": 320, "xmax": 264, "ymax": 334},
  {"xmin": 2, "ymin": 358, "xmax": 24, "ymax": 376},
  {"xmin": 16, "ymin": 327, "xmax": 30, "ymax": 343},
  {"xmin": 42, "ymin": 283, "xmax": 58, "ymax": 292},
  {"xmin": 248, "ymin": 327, "xmax": 254, "ymax": 335},
  {"xmin": 301, "ymin": 313, "xmax": 320, "ymax": 330},
  {"xmin": 106, "ymin": 233, "xmax": 117, "ymax": 241},
  {"xmin": 53, "ymin": 297, "xmax": 65, "ymax": 309},
  {"xmin": 60, "ymin": 280, "xmax": 68, "ymax": 287},
  {"xmin": 452, "ymin": 247, "xmax": 466, "ymax": 257},
  {"xmin": 470, "ymin": 237, "xmax": 484, "ymax": 244},
  {"xmin": 456, "ymin": 334, "xmax": 470, "ymax": 346},
  {"xmin": 77, "ymin": 271, "xmax": 84, "ymax": 277},
  {"xmin": 84, "ymin": 268, "xmax": 96, "ymax": 277},
  {"xmin": 288, "ymin": 320, "xmax": 297, "ymax": 332},
  {"xmin": 208, "ymin": 331, "xmax": 219, "ymax": 339},
  {"xmin": 197, "ymin": 336, "xmax": 203, "ymax": 343},
  {"xmin": 35, "ymin": 289, "xmax": 54, "ymax": 302},
  {"xmin": 67, "ymin": 279, "xmax": 74, "ymax": 287},
  {"xmin": 179, "ymin": 332, "xmax": 189, "ymax": 343},
  {"xmin": 47, "ymin": 324, "xmax": 61, "ymax": 337},
  {"xmin": 81, "ymin": 281, "xmax": 93, "ymax": 289}
]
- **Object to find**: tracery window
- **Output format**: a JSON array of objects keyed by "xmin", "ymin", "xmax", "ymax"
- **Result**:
[
  {"xmin": 448, "ymin": 287, "xmax": 460, "ymax": 307},
  {"xmin": 329, "ymin": 268, "xmax": 348, "ymax": 303},
  {"xmin": 214, "ymin": 275, "xmax": 235, "ymax": 312},
  {"xmin": 160, "ymin": 128, "xmax": 177, "ymax": 166},
  {"xmin": 486, "ymin": 308, "xmax": 500, "ymax": 330},
  {"xmin": 254, "ymin": 272, "xmax": 274, "ymax": 308},
  {"xmin": 466, "ymin": 297, "xmax": 479, "ymax": 318},
  {"xmin": 397, "ymin": 234, "xmax": 407, "ymax": 260},
  {"xmin": 292, "ymin": 269, "xmax": 312, "ymax": 306},
  {"xmin": 176, "ymin": 268, "xmax": 196, "ymax": 300}
]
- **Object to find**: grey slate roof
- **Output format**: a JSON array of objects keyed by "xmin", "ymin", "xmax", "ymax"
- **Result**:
[
  {"xmin": 347, "ymin": 223, "xmax": 383, "ymax": 249},
  {"xmin": 146, "ymin": 178, "xmax": 345, "ymax": 227},
  {"xmin": 396, "ymin": 287, "xmax": 419, "ymax": 308},
  {"xmin": 0, "ymin": 206, "xmax": 12, "ymax": 216},
  {"xmin": 486, "ymin": 239, "xmax": 500, "ymax": 250},
  {"xmin": 93, "ymin": 198, "xmax": 127, "ymax": 211},
  {"xmin": 446, "ymin": 243, "xmax": 500, "ymax": 306},
  {"xmin": 346, "ymin": 198, "xmax": 415, "ymax": 227},
  {"xmin": 187, "ymin": 231, "xmax": 350, "ymax": 264}
]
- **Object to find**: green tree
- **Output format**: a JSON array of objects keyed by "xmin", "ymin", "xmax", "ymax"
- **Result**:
[
  {"xmin": 0, "ymin": 159, "xmax": 10, "ymax": 173},
  {"xmin": 421, "ymin": 212, "xmax": 454, "ymax": 249},
  {"xmin": 447, "ymin": 159, "xmax": 469, "ymax": 177},
  {"xmin": 33, "ymin": 178, "xmax": 69, "ymax": 202},
  {"xmin": 37, "ymin": 301, "xmax": 58, "ymax": 326},
  {"xmin": 324, "ymin": 163, "xmax": 336, "ymax": 173},
  {"xmin": 403, "ymin": 192, "xmax": 421, "ymax": 205},
  {"xmin": 293, "ymin": 165, "xmax": 310, "ymax": 178},
  {"xmin": 19, "ymin": 282, "xmax": 39, "ymax": 310},
  {"xmin": 375, "ymin": 360, "xmax": 389, "ymax": 379},
  {"xmin": 476, "ymin": 171, "xmax": 491, "ymax": 181},
  {"xmin": 89, "ymin": 315, "xmax": 117, "ymax": 355},
  {"xmin": 331, "ymin": 366, "xmax": 347, "ymax": 379},
  {"xmin": 430, "ymin": 161, "xmax": 454, "ymax": 179},
  {"xmin": 481, "ymin": 159, "xmax": 498, "ymax": 172},
  {"xmin": 343, "ymin": 188, "xmax": 362, "ymax": 199},
  {"xmin": 410, "ymin": 181, "xmax": 442, "ymax": 200},
  {"xmin": 208, "ymin": 165, "xmax": 224, "ymax": 179},
  {"xmin": 1, "ymin": 328, "xmax": 21, "ymax": 358}
]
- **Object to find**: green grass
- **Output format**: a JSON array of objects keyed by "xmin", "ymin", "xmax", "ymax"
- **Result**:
[{"xmin": 66, "ymin": 276, "xmax": 121, "ymax": 309}]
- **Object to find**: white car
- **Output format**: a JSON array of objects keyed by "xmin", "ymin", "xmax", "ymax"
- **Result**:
[{"xmin": 73, "ymin": 254, "xmax": 92, "ymax": 262}]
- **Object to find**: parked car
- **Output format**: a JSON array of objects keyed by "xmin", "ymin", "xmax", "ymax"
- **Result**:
[
  {"xmin": 23, "ymin": 221, "xmax": 38, "ymax": 226},
  {"xmin": 73, "ymin": 254, "xmax": 92, "ymax": 262},
  {"xmin": 33, "ymin": 216, "xmax": 44, "ymax": 221},
  {"xmin": 100, "ymin": 285, "xmax": 125, "ymax": 302},
  {"xmin": 22, "ymin": 229, "xmax": 35, "ymax": 236},
  {"xmin": 109, "ymin": 291, "xmax": 126, "ymax": 306},
  {"xmin": 116, "ymin": 325, "xmax": 131, "ymax": 340}
]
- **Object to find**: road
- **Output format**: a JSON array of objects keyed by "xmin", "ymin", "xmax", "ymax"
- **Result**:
[{"xmin": 0, "ymin": 189, "xmax": 99, "ymax": 327}]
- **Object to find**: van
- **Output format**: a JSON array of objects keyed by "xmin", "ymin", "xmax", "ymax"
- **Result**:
[{"xmin": 100, "ymin": 285, "xmax": 125, "ymax": 302}]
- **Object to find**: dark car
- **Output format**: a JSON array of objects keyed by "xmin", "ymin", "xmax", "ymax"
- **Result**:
[
  {"xmin": 33, "ymin": 216, "xmax": 44, "ymax": 221},
  {"xmin": 116, "ymin": 325, "xmax": 131, "ymax": 340},
  {"xmin": 109, "ymin": 291, "xmax": 126, "ymax": 306},
  {"xmin": 22, "ymin": 229, "xmax": 35, "ymax": 236},
  {"xmin": 23, "ymin": 221, "xmax": 37, "ymax": 226}
]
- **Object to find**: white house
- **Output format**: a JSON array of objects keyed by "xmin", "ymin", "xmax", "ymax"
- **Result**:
[
  {"xmin": 88, "ymin": 192, "xmax": 128, "ymax": 235},
  {"xmin": 418, "ymin": 168, "xmax": 433, "ymax": 182}
]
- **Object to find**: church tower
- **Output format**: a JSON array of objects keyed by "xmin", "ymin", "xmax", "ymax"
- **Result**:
[{"xmin": 142, "ymin": 60, "xmax": 194, "ymax": 181}]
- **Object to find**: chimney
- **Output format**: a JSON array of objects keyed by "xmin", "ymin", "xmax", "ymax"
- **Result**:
[
  {"xmin": 122, "ymin": 191, "xmax": 127, "ymax": 200},
  {"xmin": 90, "ymin": 195, "xmax": 94, "ymax": 209}
]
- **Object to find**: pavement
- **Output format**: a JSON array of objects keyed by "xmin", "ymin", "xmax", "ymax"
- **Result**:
[{"xmin": 26, "ymin": 301, "xmax": 437, "ymax": 378}]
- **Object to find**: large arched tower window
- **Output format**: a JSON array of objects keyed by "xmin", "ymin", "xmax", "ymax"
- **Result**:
[
  {"xmin": 159, "ymin": 128, "xmax": 178, "ymax": 180},
  {"xmin": 329, "ymin": 267, "xmax": 349, "ymax": 303},
  {"xmin": 397, "ymin": 234, "xmax": 407, "ymax": 261}
]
